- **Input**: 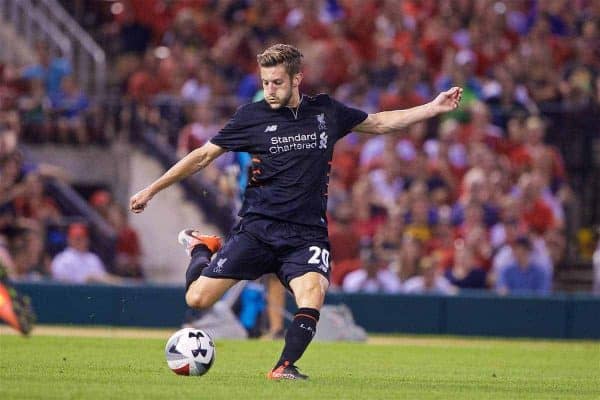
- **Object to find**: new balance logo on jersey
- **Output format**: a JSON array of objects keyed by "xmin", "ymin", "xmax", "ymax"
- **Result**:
[
  {"xmin": 213, "ymin": 258, "xmax": 228, "ymax": 273},
  {"xmin": 319, "ymin": 132, "xmax": 328, "ymax": 149},
  {"xmin": 264, "ymin": 125, "xmax": 278, "ymax": 132}
]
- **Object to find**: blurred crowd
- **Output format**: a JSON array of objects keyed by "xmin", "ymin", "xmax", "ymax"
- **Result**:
[
  {"xmin": 85, "ymin": 0, "xmax": 599, "ymax": 294},
  {"xmin": 0, "ymin": 42, "xmax": 110, "ymax": 146},
  {"xmin": 2, "ymin": 0, "xmax": 600, "ymax": 293},
  {"xmin": 94, "ymin": 0, "xmax": 600, "ymax": 116},
  {"xmin": 0, "ymin": 54, "xmax": 143, "ymax": 282}
]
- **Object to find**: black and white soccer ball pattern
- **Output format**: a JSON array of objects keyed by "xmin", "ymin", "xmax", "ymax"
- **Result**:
[{"xmin": 165, "ymin": 328, "xmax": 215, "ymax": 376}]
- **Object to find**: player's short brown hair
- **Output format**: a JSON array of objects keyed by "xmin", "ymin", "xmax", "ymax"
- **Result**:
[{"xmin": 256, "ymin": 44, "xmax": 303, "ymax": 77}]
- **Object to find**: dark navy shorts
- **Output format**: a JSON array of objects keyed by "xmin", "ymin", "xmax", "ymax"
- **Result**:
[{"xmin": 202, "ymin": 215, "xmax": 331, "ymax": 290}]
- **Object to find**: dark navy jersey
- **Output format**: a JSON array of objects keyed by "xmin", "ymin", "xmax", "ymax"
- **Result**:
[{"xmin": 210, "ymin": 93, "xmax": 367, "ymax": 228}]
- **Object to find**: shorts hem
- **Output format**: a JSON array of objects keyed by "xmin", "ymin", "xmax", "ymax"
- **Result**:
[
  {"xmin": 282, "ymin": 268, "xmax": 330, "ymax": 291},
  {"xmin": 200, "ymin": 271, "xmax": 252, "ymax": 281}
]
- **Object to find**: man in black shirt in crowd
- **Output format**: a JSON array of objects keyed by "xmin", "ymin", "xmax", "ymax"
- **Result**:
[{"xmin": 130, "ymin": 44, "xmax": 462, "ymax": 380}]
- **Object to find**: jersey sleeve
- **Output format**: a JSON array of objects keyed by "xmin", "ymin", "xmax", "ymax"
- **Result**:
[
  {"xmin": 209, "ymin": 108, "xmax": 252, "ymax": 152},
  {"xmin": 331, "ymin": 98, "xmax": 368, "ymax": 140}
]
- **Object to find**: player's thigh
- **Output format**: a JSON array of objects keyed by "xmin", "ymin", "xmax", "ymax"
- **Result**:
[{"xmin": 186, "ymin": 276, "xmax": 239, "ymax": 309}]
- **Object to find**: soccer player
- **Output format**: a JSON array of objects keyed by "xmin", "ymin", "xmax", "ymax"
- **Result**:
[{"xmin": 130, "ymin": 44, "xmax": 462, "ymax": 380}]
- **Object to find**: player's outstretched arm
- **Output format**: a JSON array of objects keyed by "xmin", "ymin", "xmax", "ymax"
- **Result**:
[
  {"xmin": 129, "ymin": 142, "xmax": 226, "ymax": 214},
  {"xmin": 353, "ymin": 87, "xmax": 463, "ymax": 135}
]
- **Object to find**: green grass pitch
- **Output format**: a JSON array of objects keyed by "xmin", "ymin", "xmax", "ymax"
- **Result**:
[{"xmin": 1, "ymin": 333, "xmax": 599, "ymax": 399}]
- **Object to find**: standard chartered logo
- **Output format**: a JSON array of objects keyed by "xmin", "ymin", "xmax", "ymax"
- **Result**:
[{"xmin": 269, "ymin": 132, "xmax": 326, "ymax": 154}]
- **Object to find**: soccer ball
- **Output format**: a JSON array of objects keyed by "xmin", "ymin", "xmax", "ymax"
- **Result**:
[{"xmin": 165, "ymin": 328, "xmax": 215, "ymax": 376}]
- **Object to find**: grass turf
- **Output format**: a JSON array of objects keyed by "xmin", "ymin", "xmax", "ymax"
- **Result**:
[{"xmin": 0, "ymin": 334, "xmax": 598, "ymax": 399}]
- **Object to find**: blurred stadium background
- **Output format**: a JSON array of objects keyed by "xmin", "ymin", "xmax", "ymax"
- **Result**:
[{"xmin": 0, "ymin": 0, "xmax": 600, "ymax": 341}]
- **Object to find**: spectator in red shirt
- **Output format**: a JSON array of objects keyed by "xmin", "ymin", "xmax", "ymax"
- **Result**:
[
  {"xmin": 523, "ymin": 116, "xmax": 567, "ymax": 185},
  {"xmin": 517, "ymin": 173, "xmax": 555, "ymax": 235},
  {"xmin": 89, "ymin": 189, "xmax": 113, "ymax": 220},
  {"xmin": 127, "ymin": 50, "xmax": 168, "ymax": 103},
  {"xmin": 458, "ymin": 101, "xmax": 504, "ymax": 150},
  {"xmin": 106, "ymin": 204, "xmax": 143, "ymax": 279}
]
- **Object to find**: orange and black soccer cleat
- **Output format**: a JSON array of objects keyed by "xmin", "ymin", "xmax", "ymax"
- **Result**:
[
  {"xmin": 267, "ymin": 361, "xmax": 309, "ymax": 380},
  {"xmin": 0, "ymin": 282, "xmax": 35, "ymax": 335},
  {"xmin": 177, "ymin": 229, "xmax": 222, "ymax": 256}
]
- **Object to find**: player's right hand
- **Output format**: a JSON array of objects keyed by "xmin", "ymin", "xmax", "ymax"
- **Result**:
[{"xmin": 129, "ymin": 188, "xmax": 153, "ymax": 214}]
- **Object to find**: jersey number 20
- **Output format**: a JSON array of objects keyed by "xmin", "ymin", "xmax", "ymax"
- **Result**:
[{"xmin": 308, "ymin": 246, "xmax": 330, "ymax": 269}]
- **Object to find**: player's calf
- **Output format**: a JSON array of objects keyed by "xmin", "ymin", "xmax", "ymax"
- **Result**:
[{"xmin": 272, "ymin": 307, "xmax": 319, "ymax": 370}]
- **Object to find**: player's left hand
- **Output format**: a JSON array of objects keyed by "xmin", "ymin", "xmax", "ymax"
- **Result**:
[{"xmin": 431, "ymin": 87, "xmax": 463, "ymax": 114}]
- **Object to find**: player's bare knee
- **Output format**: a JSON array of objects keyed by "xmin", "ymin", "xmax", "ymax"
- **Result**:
[
  {"xmin": 185, "ymin": 290, "xmax": 212, "ymax": 309},
  {"xmin": 184, "ymin": 290, "xmax": 199, "ymax": 308},
  {"xmin": 291, "ymin": 273, "xmax": 329, "ymax": 308},
  {"xmin": 296, "ymin": 284, "xmax": 326, "ymax": 308},
  {"xmin": 304, "ymin": 283, "xmax": 324, "ymax": 297}
]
